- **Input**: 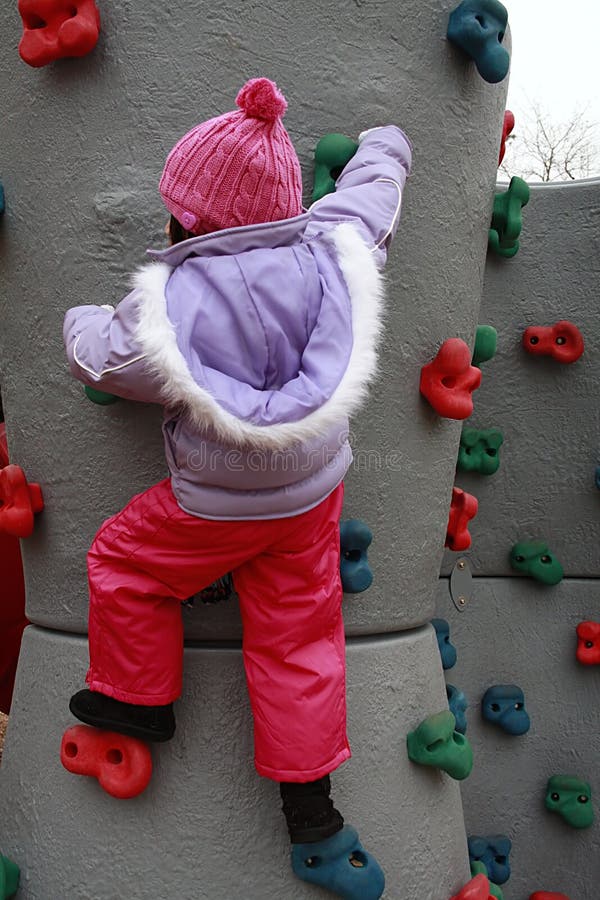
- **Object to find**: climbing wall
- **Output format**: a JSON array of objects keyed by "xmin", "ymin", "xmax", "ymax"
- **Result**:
[
  {"xmin": 437, "ymin": 178, "xmax": 600, "ymax": 898},
  {"xmin": 0, "ymin": 1, "xmax": 509, "ymax": 897}
]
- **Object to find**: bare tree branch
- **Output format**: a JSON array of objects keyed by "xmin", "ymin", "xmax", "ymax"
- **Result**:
[{"xmin": 499, "ymin": 100, "xmax": 600, "ymax": 182}]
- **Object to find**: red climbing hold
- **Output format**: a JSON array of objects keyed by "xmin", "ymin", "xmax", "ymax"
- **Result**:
[
  {"xmin": 529, "ymin": 893, "xmax": 571, "ymax": 900},
  {"xmin": 499, "ymin": 110, "xmax": 515, "ymax": 165},
  {"xmin": 18, "ymin": 0, "xmax": 101, "ymax": 68},
  {"xmin": 60, "ymin": 724, "xmax": 152, "ymax": 799},
  {"xmin": 522, "ymin": 321, "xmax": 584, "ymax": 364},
  {"xmin": 450, "ymin": 873, "xmax": 493, "ymax": 900},
  {"xmin": 576, "ymin": 621, "xmax": 600, "ymax": 666},
  {"xmin": 420, "ymin": 338, "xmax": 481, "ymax": 419},
  {"xmin": 446, "ymin": 487, "xmax": 478, "ymax": 552},
  {"xmin": 0, "ymin": 464, "xmax": 44, "ymax": 538}
]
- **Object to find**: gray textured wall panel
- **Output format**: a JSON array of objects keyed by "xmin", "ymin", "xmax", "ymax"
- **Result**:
[
  {"xmin": 0, "ymin": 1, "xmax": 508, "ymax": 634},
  {"xmin": 442, "ymin": 179, "xmax": 600, "ymax": 578},
  {"xmin": 0, "ymin": 625, "xmax": 471, "ymax": 899},
  {"xmin": 435, "ymin": 577, "xmax": 600, "ymax": 899}
]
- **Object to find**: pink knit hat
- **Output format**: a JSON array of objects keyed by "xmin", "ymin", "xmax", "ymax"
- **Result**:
[{"xmin": 159, "ymin": 78, "xmax": 303, "ymax": 235}]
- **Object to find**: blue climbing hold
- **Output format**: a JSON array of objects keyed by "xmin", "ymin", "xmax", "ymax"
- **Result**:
[
  {"xmin": 447, "ymin": 0, "xmax": 510, "ymax": 84},
  {"xmin": 481, "ymin": 685, "xmax": 530, "ymax": 735},
  {"xmin": 432, "ymin": 618, "xmax": 457, "ymax": 670},
  {"xmin": 340, "ymin": 520, "xmax": 373, "ymax": 593},
  {"xmin": 446, "ymin": 684, "xmax": 468, "ymax": 734},
  {"xmin": 0, "ymin": 183, "xmax": 5, "ymax": 216},
  {"xmin": 595, "ymin": 465, "xmax": 600, "ymax": 490},
  {"xmin": 291, "ymin": 825, "xmax": 385, "ymax": 900},
  {"xmin": 468, "ymin": 834, "xmax": 512, "ymax": 885}
]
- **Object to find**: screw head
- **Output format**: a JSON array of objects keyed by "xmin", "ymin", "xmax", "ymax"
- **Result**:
[{"xmin": 458, "ymin": 596, "xmax": 466, "ymax": 606}]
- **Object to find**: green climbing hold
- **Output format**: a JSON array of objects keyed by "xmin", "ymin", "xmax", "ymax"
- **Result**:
[
  {"xmin": 0, "ymin": 855, "xmax": 20, "ymax": 899},
  {"xmin": 312, "ymin": 133, "xmax": 359, "ymax": 203},
  {"xmin": 470, "ymin": 862, "xmax": 504, "ymax": 900},
  {"xmin": 509, "ymin": 541, "xmax": 563, "ymax": 585},
  {"xmin": 489, "ymin": 176, "xmax": 529, "ymax": 258},
  {"xmin": 84, "ymin": 386, "xmax": 119, "ymax": 405},
  {"xmin": 458, "ymin": 427, "xmax": 503, "ymax": 475},
  {"xmin": 406, "ymin": 710, "xmax": 473, "ymax": 781},
  {"xmin": 545, "ymin": 775, "xmax": 594, "ymax": 829},
  {"xmin": 472, "ymin": 325, "xmax": 497, "ymax": 367}
]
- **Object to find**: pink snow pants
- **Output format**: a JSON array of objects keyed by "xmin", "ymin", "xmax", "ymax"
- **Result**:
[{"xmin": 86, "ymin": 478, "xmax": 350, "ymax": 782}]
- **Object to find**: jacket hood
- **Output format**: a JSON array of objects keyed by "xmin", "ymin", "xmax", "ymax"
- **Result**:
[{"xmin": 135, "ymin": 222, "xmax": 385, "ymax": 451}]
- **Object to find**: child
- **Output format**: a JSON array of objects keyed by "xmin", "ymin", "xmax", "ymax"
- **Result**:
[{"xmin": 64, "ymin": 77, "xmax": 411, "ymax": 898}]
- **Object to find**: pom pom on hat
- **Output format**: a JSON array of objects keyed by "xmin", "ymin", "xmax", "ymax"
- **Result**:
[{"xmin": 236, "ymin": 77, "xmax": 287, "ymax": 121}]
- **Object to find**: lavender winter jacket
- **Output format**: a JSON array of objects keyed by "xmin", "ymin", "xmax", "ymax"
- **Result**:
[{"xmin": 64, "ymin": 126, "xmax": 412, "ymax": 519}]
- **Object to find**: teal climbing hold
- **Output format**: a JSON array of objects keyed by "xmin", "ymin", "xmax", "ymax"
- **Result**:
[
  {"xmin": 312, "ymin": 133, "xmax": 359, "ymax": 203},
  {"xmin": 545, "ymin": 776, "xmax": 594, "ymax": 829},
  {"xmin": 291, "ymin": 825, "xmax": 385, "ymax": 900},
  {"xmin": 447, "ymin": 0, "xmax": 510, "ymax": 84},
  {"xmin": 458, "ymin": 427, "xmax": 503, "ymax": 475},
  {"xmin": 0, "ymin": 855, "xmax": 20, "ymax": 899},
  {"xmin": 472, "ymin": 325, "xmax": 497, "ymax": 367},
  {"xmin": 0, "ymin": 183, "xmax": 5, "ymax": 216},
  {"xmin": 84, "ymin": 386, "xmax": 119, "ymax": 405},
  {"xmin": 489, "ymin": 177, "xmax": 529, "ymax": 258},
  {"xmin": 406, "ymin": 710, "xmax": 473, "ymax": 780},
  {"xmin": 509, "ymin": 541, "xmax": 563, "ymax": 585},
  {"xmin": 340, "ymin": 519, "xmax": 373, "ymax": 593}
]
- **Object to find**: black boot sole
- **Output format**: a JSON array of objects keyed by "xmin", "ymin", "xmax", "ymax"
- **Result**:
[{"xmin": 69, "ymin": 692, "xmax": 175, "ymax": 743}]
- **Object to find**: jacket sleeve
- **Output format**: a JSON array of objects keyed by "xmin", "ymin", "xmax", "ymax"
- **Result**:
[
  {"xmin": 306, "ymin": 125, "xmax": 412, "ymax": 265},
  {"xmin": 63, "ymin": 288, "xmax": 164, "ymax": 403}
]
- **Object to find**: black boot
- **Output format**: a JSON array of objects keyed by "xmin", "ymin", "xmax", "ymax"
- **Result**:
[
  {"xmin": 280, "ymin": 775, "xmax": 345, "ymax": 843},
  {"xmin": 69, "ymin": 689, "xmax": 175, "ymax": 743}
]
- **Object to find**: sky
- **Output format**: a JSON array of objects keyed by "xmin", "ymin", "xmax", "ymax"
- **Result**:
[{"xmin": 503, "ymin": 1, "xmax": 600, "ymax": 127}]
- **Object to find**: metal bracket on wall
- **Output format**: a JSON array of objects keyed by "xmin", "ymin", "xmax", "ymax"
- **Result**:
[{"xmin": 450, "ymin": 557, "xmax": 472, "ymax": 611}]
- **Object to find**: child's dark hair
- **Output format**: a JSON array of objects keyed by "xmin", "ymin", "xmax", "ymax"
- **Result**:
[{"xmin": 169, "ymin": 215, "xmax": 195, "ymax": 245}]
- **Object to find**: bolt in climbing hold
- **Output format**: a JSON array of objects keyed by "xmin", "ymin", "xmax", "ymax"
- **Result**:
[
  {"xmin": 18, "ymin": 0, "xmax": 101, "ymax": 68},
  {"xmin": 447, "ymin": 0, "xmax": 510, "ymax": 84},
  {"xmin": 468, "ymin": 835, "xmax": 512, "ymax": 885},
  {"xmin": 291, "ymin": 825, "xmax": 385, "ymax": 900},
  {"xmin": 522, "ymin": 321, "xmax": 584, "ymax": 364},
  {"xmin": 0, "ymin": 855, "xmax": 20, "ymax": 900},
  {"xmin": 481, "ymin": 685, "xmax": 530, "ymax": 735},
  {"xmin": 420, "ymin": 338, "xmax": 481, "ymax": 419},
  {"xmin": 84, "ymin": 385, "xmax": 119, "ymax": 405},
  {"xmin": 545, "ymin": 775, "xmax": 594, "ymax": 829},
  {"xmin": 472, "ymin": 325, "xmax": 497, "ymax": 367},
  {"xmin": 446, "ymin": 487, "xmax": 478, "ymax": 551},
  {"xmin": 498, "ymin": 110, "xmax": 514, "ymax": 165},
  {"xmin": 406, "ymin": 710, "xmax": 474, "ymax": 780},
  {"xmin": 60, "ymin": 724, "xmax": 153, "ymax": 799},
  {"xmin": 575, "ymin": 621, "xmax": 600, "ymax": 665},
  {"xmin": 450, "ymin": 874, "xmax": 494, "ymax": 900},
  {"xmin": 458, "ymin": 427, "xmax": 503, "ymax": 475},
  {"xmin": 432, "ymin": 619, "xmax": 458, "ymax": 670},
  {"xmin": 0, "ymin": 464, "xmax": 44, "ymax": 538},
  {"xmin": 339, "ymin": 519, "xmax": 373, "ymax": 593},
  {"xmin": 509, "ymin": 541, "xmax": 563, "ymax": 585},
  {"xmin": 470, "ymin": 863, "xmax": 504, "ymax": 900},
  {"xmin": 489, "ymin": 177, "xmax": 530, "ymax": 258},
  {"xmin": 446, "ymin": 684, "xmax": 468, "ymax": 734},
  {"xmin": 312, "ymin": 133, "xmax": 359, "ymax": 203}
]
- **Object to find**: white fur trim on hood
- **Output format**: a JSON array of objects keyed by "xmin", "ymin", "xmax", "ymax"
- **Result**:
[{"xmin": 134, "ymin": 223, "xmax": 385, "ymax": 450}]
